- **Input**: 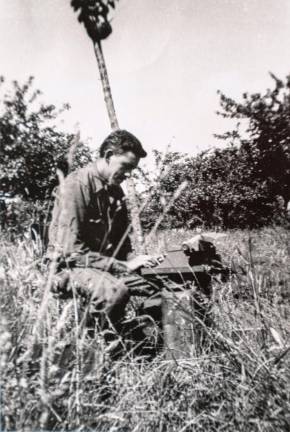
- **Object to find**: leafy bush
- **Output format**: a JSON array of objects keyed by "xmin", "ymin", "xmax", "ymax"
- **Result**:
[
  {"xmin": 0, "ymin": 77, "xmax": 92, "ymax": 200},
  {"xmin": 217, "ymin": 73, "xmax": 290, "ymax": 205},
  {"xmin": 140, "ymin": 74, "xmax": 290, "ymax": 230}
]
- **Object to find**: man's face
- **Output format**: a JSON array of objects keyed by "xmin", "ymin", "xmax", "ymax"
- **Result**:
[{"xmin": 107, "ymin": 150, "xmax": 140, "ymax": 185}]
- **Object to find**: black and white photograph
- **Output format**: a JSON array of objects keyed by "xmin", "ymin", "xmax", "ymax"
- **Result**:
[{"xmin": 0, "ymin": 1, "xmax": 289, "ymax": 430}]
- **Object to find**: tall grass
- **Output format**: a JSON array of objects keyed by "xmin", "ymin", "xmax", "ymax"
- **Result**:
[{"xmin": 0, "ymin": 227, "xmax": 289, "ymax": 431}]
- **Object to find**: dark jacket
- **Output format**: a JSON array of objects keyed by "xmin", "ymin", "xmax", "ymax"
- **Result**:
[{"xmin": 47, "ymin": 162, "xmax": 132, "ymax": 271}]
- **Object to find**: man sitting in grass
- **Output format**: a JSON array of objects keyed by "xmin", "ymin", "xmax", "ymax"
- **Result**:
[{"xmin": 47, "ymin": 129, "xmax": 159, "ymax": 345}]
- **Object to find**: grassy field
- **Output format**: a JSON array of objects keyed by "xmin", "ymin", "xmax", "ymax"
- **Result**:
[{"xmin": 0, "ymin": 226, "xmax": 289, "ymax": 431}]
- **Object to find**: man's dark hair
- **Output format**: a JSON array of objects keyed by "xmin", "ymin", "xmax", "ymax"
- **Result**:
[{"xmin": 99, "ymin": 129, "xmax": 147, "ymax": 158}]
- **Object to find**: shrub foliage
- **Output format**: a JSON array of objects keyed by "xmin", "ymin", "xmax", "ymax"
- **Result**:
[
  {"xmin": 141, "ymin": 74, "xmax": 290, "ymax": 230},
  {"xmin": 0, "ymin": 77, "xmax": 92, "ymax": 200}
]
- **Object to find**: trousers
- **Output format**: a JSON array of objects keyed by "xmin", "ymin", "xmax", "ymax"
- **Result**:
[{"xmin": 53, "ymin": 267, "xmax": 162, "ymax": 330}]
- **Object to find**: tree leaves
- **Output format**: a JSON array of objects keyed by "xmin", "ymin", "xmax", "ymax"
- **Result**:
[
  {"xmin": 140, "ymin": 75, "xmax": 290, "ymax": 230},
  {"xmin": 217, "ymin": 73, "xmax": 290, "ymax": 204},
  {"xmin": 70, "ymin": 0, "xmax": 119, "ymax": 42},
  {"xmin": 0, "ymin": 78, "xmax": 92, "ymax": 200}
]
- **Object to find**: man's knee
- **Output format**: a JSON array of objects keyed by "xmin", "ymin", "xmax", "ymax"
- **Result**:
[
  {"xmin": 106, "ymin": 280, "xmax": 129, "ymax": 309},
  {"xmin": 70, "ymin": 268, "xmax": 130, "ymax": 309}
]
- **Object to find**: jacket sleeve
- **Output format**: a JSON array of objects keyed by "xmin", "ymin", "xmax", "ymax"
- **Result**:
[{"xmin": 51, "ymin": 174, "xmax": 123, "ymax": 272}]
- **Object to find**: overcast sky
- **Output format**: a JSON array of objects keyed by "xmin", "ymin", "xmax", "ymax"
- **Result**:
[{"xmin": 1, "ymin": 0, "xmax": 290, "ymax": 158}]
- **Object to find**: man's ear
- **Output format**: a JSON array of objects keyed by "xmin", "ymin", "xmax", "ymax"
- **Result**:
[{"xmin": 104, "ymin": 149, "xmax": 114, "ymax": 163}]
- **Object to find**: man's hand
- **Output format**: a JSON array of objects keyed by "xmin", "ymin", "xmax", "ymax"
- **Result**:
[{"xmin": 125, "ymin": 254, "xmax": 163, "ymax": 272}]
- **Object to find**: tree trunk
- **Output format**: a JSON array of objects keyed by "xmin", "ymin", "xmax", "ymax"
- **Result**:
[
  {"xmin": 93, "ymin": 41, "xmax": 145, "ymax": 254},
  {"xmin": 93, "ymin": 42, "xmax": 119, "ymax": 131}
]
